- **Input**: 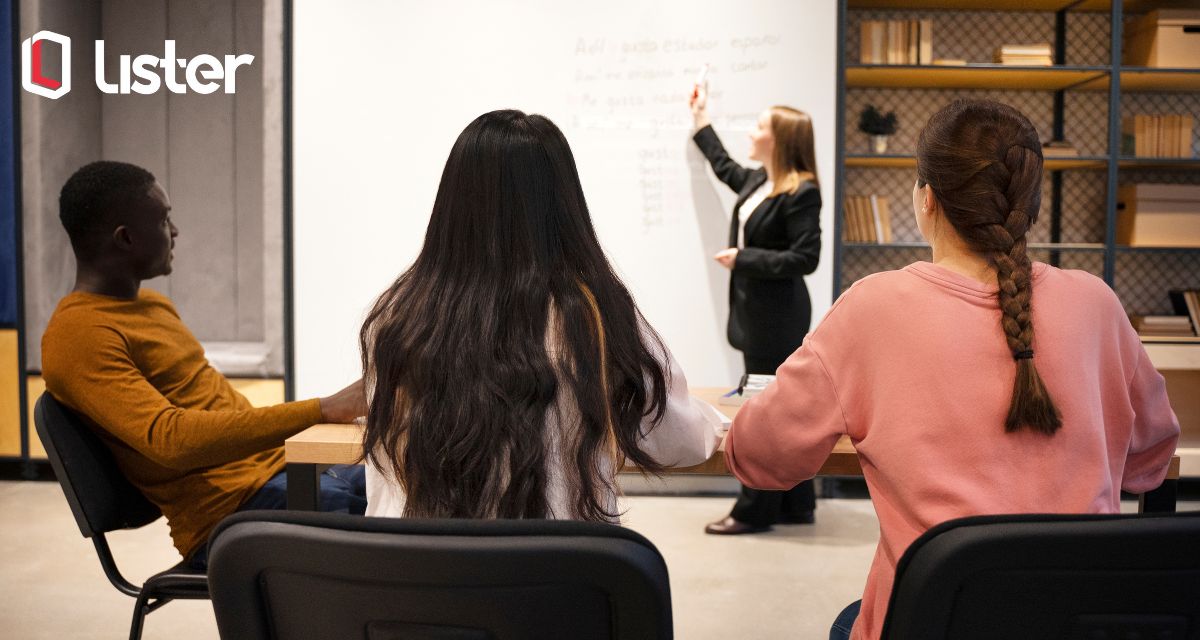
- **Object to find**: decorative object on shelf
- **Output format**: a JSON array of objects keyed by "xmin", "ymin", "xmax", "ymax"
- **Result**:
[
  {"xmin": 1122, "ymin": 114, "xmax": 1195, "ymax": 158},
  {"xmin": 931, "ymin": 58, "xmax": 966, "ymax": 66},
  {"xmin": 1042, "ymin": 140, "xmax": 1079, "ymax": 158},
  {"xmin": 858, "ymin": 104, "xmax": 897, "ymax": 154},
  {"xmin": 860, "ymin": 19, "xmax": 933, "ymax": 65},
  {"xmin": 994, "ymin": 43, "xmax": 1053, "ymax": 66},
  {"xmin": 1124, "ymin": 10, "xmax": 1200, "ymax": 69},
  {"xmin": 1117, "ymin": 184, "xmax": 1200, "ymax": 247}
]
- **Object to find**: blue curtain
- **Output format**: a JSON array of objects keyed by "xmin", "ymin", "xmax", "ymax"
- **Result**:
[{"xmin": 0, "ymin": 0, "xmax": 17, "ymax": 327}]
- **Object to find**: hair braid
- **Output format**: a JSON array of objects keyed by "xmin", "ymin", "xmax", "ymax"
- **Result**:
[{"xmin": 917, "ymin": 99, "xmax": 1062, "ymax": 435}]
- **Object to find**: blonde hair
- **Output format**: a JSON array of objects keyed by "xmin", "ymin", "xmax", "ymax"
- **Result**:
[{"xmin": 767, "ymin": 106, "xmax": 818, "ymax": 197}]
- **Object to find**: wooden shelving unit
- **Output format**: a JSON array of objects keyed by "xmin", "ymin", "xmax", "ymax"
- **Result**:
[
  {"xmin": 846, "ymin": 65, "xmax": 1108, "ymax": 91},
  {"xmin": 846, "ymin": 154, "xmax": 1109, "ymax": 170},
  {"xmin": 835, "ymin": 0, "xmax": 1200, "ymax": 475},
  {"xmin": 844, "ymin": 241, "xmax": 1106, "ymax": 251}
]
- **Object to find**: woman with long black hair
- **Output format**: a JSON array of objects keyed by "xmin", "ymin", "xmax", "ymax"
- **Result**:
[{"xmin": 361, "ymin": 109, "xmax": 725, "ymax": 521}]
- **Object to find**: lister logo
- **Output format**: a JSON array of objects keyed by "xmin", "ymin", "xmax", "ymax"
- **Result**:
[
  {"xmin": 22, "ymin": 30, "xmax": 255, "ymax": 99},
  {"xmin": 95, "ymin": 40, "xmax": 255, "ymax": 95},
  {"xmin": 22, "ymin": 31, "xmax": 71, "ymax": 99}
]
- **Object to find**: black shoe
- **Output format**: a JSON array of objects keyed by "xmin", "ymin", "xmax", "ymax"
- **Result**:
[
  {"xmin": 777, "ymin": 510, "xmax": 815, "ymax": 525},
  {"xmin": 704, "ymin": 516, "xmax": 771, "ymax": 535}
]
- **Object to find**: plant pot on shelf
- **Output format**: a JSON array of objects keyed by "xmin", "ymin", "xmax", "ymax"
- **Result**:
[{"xmin": 871, "ymin": 135, "xmax": 890, "ymax": 154}]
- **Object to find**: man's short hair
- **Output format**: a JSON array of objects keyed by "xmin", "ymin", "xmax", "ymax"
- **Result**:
[{"xmin": 59, "ymin": 161, "xmax": 157, "ymax": 258}]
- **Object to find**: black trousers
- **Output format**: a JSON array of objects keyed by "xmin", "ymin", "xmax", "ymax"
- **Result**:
[{"xmin": 728, "ymin": 353, "xmax": 817, "ymax": 526}]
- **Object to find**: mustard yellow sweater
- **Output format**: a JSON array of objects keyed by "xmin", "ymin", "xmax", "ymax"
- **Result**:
[{"xmin": 42, "ymin": 289, "xmax": 323, "ymax": 558}]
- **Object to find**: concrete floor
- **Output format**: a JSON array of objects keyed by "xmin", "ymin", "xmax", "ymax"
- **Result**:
[
  {"xmin": 5, "ymin": 479, "xmax": 1189, "ymax": 639},
  {"xmin": 0, "ymin": 480, "xmax": 878, "ymax": 639}
]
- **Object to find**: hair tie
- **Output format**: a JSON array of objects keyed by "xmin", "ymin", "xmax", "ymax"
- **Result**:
[{"xmin": 1013, "ymin": 349, "xmax": 1034, "ymax": 360}]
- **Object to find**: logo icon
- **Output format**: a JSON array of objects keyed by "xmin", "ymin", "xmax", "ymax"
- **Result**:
[{"xmin": 22, "ymin": 30, "xmax": 72, "ymax": 99}]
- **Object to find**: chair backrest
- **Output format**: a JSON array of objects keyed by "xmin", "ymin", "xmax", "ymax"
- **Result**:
[
  {"xmin": 881, "ymin": 511, "xmax": 1200, "ymax": 640},
  {"xmin": 33, "ymin": 392, "xmax": 161, "ymax": 538},
  {"xmin": 208, "ymin": 510, "xmax": 674, "ymax": 640}
]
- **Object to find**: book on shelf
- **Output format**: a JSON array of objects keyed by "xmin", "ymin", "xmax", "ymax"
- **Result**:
[
  {"xmin": 843, "ymin": 194, "xmax": 892, "ymax": 244},
  {"xmin": 860, "ymin": 19, "xmax": 933, "ymax": 65},
  {"xmin": 1121, "ymin": 114, "xmax": 1195, "ymax": 158},
  {"xmin": 994, "ymin": 43, "xmax": 1053, "ymax": 66},
  {"xmin": 1132, "ymin": 315, "xmax": 1196, "ymax": 338},
  {"xmin": 1170, "ymin": 290, "xmax": 1200, "ymax": 336},
  {"xmin": 932, "ymin": 58, "xmax": 966, "ymax": 66},
  {"xmin": 1041, "ymin": 141, "xmax": 1079, "ymax": 158}
]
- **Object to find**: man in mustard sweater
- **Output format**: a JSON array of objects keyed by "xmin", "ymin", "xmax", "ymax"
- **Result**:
[{"xmin": 42, "ymin": 161, "xmax": 367, "ymax": 567}]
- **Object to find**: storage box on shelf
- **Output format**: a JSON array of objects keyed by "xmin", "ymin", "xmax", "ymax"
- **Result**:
[
  {"xmin": 1124, "ymin": 9, "xmax": 1200, "ymax": 69},
  {"xmin": 1117, "ymin": 183, "xmax": 1200, "ymax": 247}
]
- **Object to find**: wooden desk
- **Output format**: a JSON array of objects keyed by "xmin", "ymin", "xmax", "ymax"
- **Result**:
[{"xmin": 285, "ymin": 387, "xmax": 1180, "ymax": 513}]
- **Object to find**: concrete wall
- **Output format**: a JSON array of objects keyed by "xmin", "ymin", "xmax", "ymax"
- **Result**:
[{"xmin": 21, "ymin": 0, "xmax": 283, "ymax": 374}]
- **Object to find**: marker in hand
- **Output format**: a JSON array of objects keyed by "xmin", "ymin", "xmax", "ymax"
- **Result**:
[{"xmin": 692, "ymin": 63, "xmax": 709, "ymax": 102}]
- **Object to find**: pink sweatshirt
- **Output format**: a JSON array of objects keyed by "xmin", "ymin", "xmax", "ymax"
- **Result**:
[{"xmin": 725, "ymin": 261, "xmax": 1180, "ymax": 640}]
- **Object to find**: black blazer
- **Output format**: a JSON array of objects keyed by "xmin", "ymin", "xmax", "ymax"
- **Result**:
[{"xmin": 693, "ymin": 125, "xmax": 822, "ymax": 362}]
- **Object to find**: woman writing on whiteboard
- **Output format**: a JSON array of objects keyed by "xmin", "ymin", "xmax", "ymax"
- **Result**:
[
  {"xmin": 689, "ymin": 83, "xmax": 823, "ymax": 535},
  {"xmin": 360, "ymin": 110, "xmax": 726, "ymax": 522}
]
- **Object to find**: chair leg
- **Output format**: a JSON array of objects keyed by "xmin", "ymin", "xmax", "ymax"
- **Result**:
[{"xmin": 129, "ymin": 591, "xmax": 151, "ymax": 640}]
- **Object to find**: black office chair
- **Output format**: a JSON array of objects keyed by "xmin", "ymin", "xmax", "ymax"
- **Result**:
[
  {"xmin": 207, "ymin": 510, "xmax": 674, "ymax": 639},
  {"xmin": 33, "ymin": 393, "xmax": 210, "ymax": 640},
  {"xmin": 880, "ymin": 511, "xmax": 1200, "ymax": 640}
]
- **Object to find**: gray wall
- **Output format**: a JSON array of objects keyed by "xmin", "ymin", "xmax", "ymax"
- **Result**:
[{"xmin": 22, "ymin": 0, "xmax": 283, "ymax": 374}]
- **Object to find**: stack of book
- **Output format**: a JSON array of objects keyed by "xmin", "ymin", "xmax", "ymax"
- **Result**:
[
  {"xmin": 860, "ymin": 19, "xmax": 934, "ymax": 65},
  {"xmin": 1121, "ymin": 114, "xmax": 1196, "ymax": 157},
  {"xmin": 1169, "ymin": 289, "xmax": 1200, "ymax": 339},
  {"xmin": 1132, "ymin": 315, "xmax": 1195, "ymax": 339},
  {"xmin": 1042, "ymin": 141, "xmax": 1079, "ymax": 158},
  {"xmin": 843, "ymin": 195, "xmax": 893, "ymax": 243},
  {"xmin": 994, "ymin": 43, "xmax": 1053, "ymax": 66},
  {"xmin": 1134, "ymin": 290, "xmax": 1200, "ymax": 342}
]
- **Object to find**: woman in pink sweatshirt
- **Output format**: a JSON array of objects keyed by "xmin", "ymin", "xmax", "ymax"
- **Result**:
[{"xmin": 724, "ymin": 99, "xmax": 1180, "ymax": 640}]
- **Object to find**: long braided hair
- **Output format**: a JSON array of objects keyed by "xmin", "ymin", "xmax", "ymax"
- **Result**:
[{"xmin": 916, "ymin": 99, "xmax": 1062, "ymax": 435}]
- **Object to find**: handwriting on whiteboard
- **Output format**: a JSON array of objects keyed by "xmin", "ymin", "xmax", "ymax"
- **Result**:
[{"xmin": 567, "ymin": 32, "xmax": 783, "ymax": 232}]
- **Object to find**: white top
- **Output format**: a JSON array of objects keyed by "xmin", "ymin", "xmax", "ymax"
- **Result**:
[
  {"xmin": 737, "ymin": 180, "xmax": 772, "ymax": 248},
  {"xmin": 365, "ymin": 319, "xmax": 729, "ymax": 520}
]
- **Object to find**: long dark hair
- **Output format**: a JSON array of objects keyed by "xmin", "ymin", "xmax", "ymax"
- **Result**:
[
  {"xmin": 916, "ymin": 99, "xmax": 1062, "ymax": 435},
  {"xmin": 361, "ymin": 109, "xmax": 669, "ymax": 520}
]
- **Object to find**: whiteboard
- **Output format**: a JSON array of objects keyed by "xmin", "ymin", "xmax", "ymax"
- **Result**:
[{"xmin": 292, "ymin": 0, "xmax": 837, "ymax": 398}]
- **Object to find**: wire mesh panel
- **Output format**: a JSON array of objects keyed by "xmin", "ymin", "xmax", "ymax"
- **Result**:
[
  {"xmin": 1058, "ymin": 172, "xmax": 1109, "ymax": 244},
  {"xmin": 1035, "ymin": 249, "xmax": 1105, "ymax": 278},
  {"xmin": 1116, "ymin": 252, "xmax": 1200, "ymax": 316},
  {"xmin": 1063, "ymin": 91, "xmax": 1112, "ymax": 157},
  {"xmin": 841, "ymin": 246, "xmax": 930, "ymax": 292},
  {"xmin": 840, "ymin": 247, "xmax": 1105, "ymax": 295}
]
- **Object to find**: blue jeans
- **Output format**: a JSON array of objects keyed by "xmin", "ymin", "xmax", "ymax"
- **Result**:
[
  {"xmin": 829, "ymin": 600, "xmax": 861, "ymax": 640},
  {"xmin": 188, "ymin": 464, "xmax": 367, "ymax": 569}
]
